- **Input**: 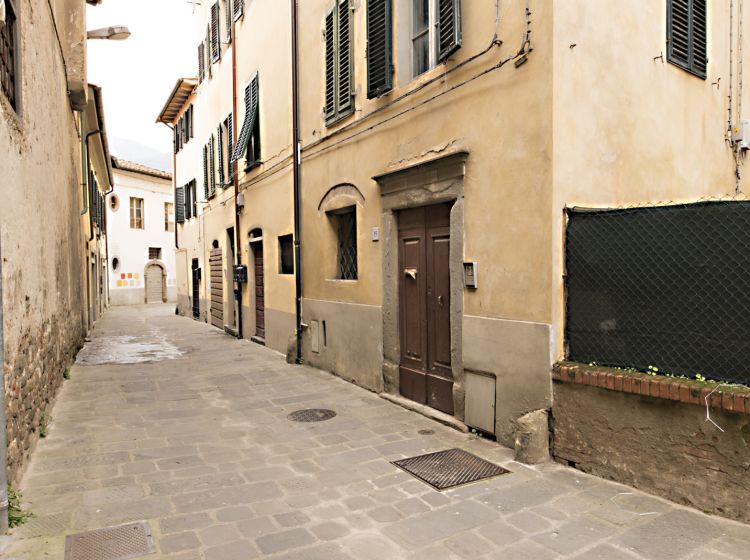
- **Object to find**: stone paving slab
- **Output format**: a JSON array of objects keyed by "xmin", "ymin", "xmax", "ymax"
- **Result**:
[{"xmin": 6, "ymin": 304, "xmax": 750, "ymax": 559}]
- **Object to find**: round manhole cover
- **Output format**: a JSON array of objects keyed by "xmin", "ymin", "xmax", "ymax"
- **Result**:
[{"xmin": 287, "ymin": 409, "xmax": 337, "ymax": 422}]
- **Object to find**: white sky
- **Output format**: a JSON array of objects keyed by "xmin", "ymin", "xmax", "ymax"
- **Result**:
[{"xmin": 87, "ymin": 0, "xmax": 196, "ymax": 169}]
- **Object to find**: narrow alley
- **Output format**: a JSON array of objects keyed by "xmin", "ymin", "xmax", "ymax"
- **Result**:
[{"xmin": 4, "ymin": 305, "xmax": 749, "ymax": 559}]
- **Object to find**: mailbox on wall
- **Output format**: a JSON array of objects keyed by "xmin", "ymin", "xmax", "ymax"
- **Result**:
[{"xmin": 233, "ymin": 265, "xmax": 248, "ymax": 284}]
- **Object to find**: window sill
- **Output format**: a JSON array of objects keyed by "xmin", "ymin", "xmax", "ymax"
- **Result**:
[{"xmin": 325, "ymin": 108, "xmax": 355, "ymax": 129}]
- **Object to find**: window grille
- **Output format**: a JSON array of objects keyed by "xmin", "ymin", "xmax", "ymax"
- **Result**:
[
  {"xmin": 335, "ymin": 207, "xmax": 358, "ymax": 280},
  {"xmin": 148, "ymin": 247, "xmax": 162, "ymax": 261}
]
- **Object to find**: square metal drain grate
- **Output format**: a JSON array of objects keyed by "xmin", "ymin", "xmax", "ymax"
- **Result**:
[
  {"xmin": 65, "ymin": 521, "xmax": 155, "ymax": 560},
  {"xmin": 393, "ymin": 448, "xmax": 510, "ymax": 491}
]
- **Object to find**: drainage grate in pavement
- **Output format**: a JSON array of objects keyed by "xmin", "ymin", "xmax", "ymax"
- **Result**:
[
  {"xmin": 287, "ymin": 408, "xmax": 337, "ymax": 422},
  {"xmin": 64, "ymin": 522, "xmax": 155, "ymax": 560},
  {"xmin": 393, "ymin": 448, "xmax": 510, "ymax": 491}
]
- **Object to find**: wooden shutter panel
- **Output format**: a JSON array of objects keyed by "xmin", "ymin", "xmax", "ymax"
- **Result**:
[
  {"xmin": 226, "ymin": 0, "xmax": 233, "ymax": 42},
  {"xmin": 227, "ymin": 112, "xmax": 234, "ymax": 179},
  {"xmin": 337, "ymin": 0, "xmax": 353, "ymax": 115},
  {"xmin": 198, "ymin": 43, "xmax": 205, "ymax": 81},
  {"xmin": 667, "ymin": 0, "xmax": 707, "ymax": 78},
  {"xmin": 325, "ymin": 9, "xmax": 337, "ymax": 121},
  {"xmin": 176, "ymin": 186, "xmax": 186, "ymax": 224},
  {"xmin": 209, "ymin": 134, "xmax": 216, "ymax": 195},
  {"xmin": 211, "ymin": 3, "xmax": 220, "ymax": 62},
  {"xmin": 668, "ymin": 0, "xmax": 690, "ymax": 67},
  {"xmin": 203, "ymin": 145, "xmax": 209, "ymax": 199},
  {"xmin": 437, "ymin": 0, "xmax": 462, "ymax": 62},
  {"xmin": 231, "ymin": 76, "xmax": 259, "ymax": 163},
  {"xmin": 218, "ymin": 124, "xmax": 225, "ymax": 186},
  {"xmin": 366, "ymin": 0, "xmax": 392, "ymax": 99},
  {"xmin": 174, "ymin": 126, "xmax": 179, "ymax": 154},
  {"xmin": 233, "ymin": 0, "xmax": 243, "ymax": 21},
  {"xmin": 205, "ymin": 28, "xmax": 211, "ymax": 77},
  {"xmin": 690, "ymin": 0, "xmax": 707, "ymax": 77}
]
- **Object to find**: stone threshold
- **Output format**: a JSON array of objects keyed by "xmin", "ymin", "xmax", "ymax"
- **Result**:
[
  {"xmin": 379, "ymin": 393, "xmax": 469, "ymax": 434},
  {"xmin": 554, "ymin": 362, "xmax": 750, "ymax": 415}
]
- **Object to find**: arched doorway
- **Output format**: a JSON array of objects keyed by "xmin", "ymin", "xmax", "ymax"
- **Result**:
[{"xmin": 145, "ymin": 263, "xmax": 165, "ymax": 304}]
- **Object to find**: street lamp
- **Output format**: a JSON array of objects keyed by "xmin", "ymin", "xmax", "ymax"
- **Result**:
[{"xmin": 87, "ymin": 26, "xmax": 131, "ymax": 40}]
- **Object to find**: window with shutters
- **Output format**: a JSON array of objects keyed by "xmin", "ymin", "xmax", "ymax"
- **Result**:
[
  {"xmin": 230, "ymin": 74, "xmax": 261, "ymax": 171},
  {"xmin": 181, "ymin": 179, "xmax": 197, "ymax": 221},
  {"xmin": 367, "ymin": 0, "xmax": 393, "ymax": 98},
  {"xmin": 165, "ymin": 202, "xmax": 175, "ymax": 232},
  {"xmin": 217, "ymin": 121, "xmax": 226, "ymax": 187},
  {"xmin": 203, "ymin": 144, "xmax": 210, "ymax": 200},
  {"xmin": 325, "ymin": 0, "xmax": 354, "ymax": 125},
  {"xmin": 329, "ymin": 206, "xmax": 358, "ymax": 280},
  {"xmin": 176, "ymin": 186, "xmax": 186, "ymax": 224},
  {"xmin": 233, "ymin": 0, "xmax": 244, "ymax": 22},
  {"xmin": 410, "ymin": 0, "xmax": 461, "ymax": 78},
  {"xmin": 211, "ymin": 2, "xmax": 221, "ymax": 63},
  {"xmin": 223, "ymin": 0, "xmax": 233, "ymax": 43},
  {"xmin": 226, "ymin": 113, "xmax": 234, "ymax": 181},
  {"xmin": 209, "ymin": 134, "xmax": 217, "ymax": 196},
  {"xmin": 667, "ymin": 0, "xmax": 707, "ymax": 79},
  {"xmin": 1, "ymin": 0, "xmax": 18, "ymax": 111},
  {"xmin": 130, "ymin": 197, "xmax": 144, "ymax": 229},
  {"xmin": 205, "ymin": 27, "xmax": 212, "ymax": 78},
  {"xmin": 279, "ymin": 234, "xmax": 294, "ymax": 275}
]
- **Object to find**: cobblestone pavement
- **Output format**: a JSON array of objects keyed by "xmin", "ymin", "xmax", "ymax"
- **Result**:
[{"xmin": 5, "ymin": 305, "xmax": 750, "ymax": 559}]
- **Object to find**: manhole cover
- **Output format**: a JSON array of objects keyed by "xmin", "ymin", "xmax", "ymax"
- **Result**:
[
  {"xmin": 393, "ymin": 448, "xmax": 510, "ymax": 491},
  {"xmin": 65, "ymin": 522, "xmax": 155, "ymax": 560},
  {"xmin": 287, "ymin": 408, "xmax": 337, "ymax": 422}
]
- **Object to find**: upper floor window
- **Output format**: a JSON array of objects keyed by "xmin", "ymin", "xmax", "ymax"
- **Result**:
[
  {"xmin": 0, "ymin": 0, "xmax": 18, "ymax": 111},
  {"xmin": 210, "ymin": 2, "xmax": 221, "ymax": 63},
  {"xmin": 164, "ymin": 202, "xmax": 174, "ymax": 232},
  {"xmin": 325, "ymin": 0, "xmax": 354, "ymax": 125},
  {"xmin": 176, "ymin": 179, "xmax": 198, "ymax": 225},
  {"xmin": 130, "ymin": 197, "xmax": 144, "ymax": 229},
  {"xmin": 148, "ymin": 247, "xmax": 162, "ymax": 261},
  {"xmin": 230, "ymin": 73, "xmax": 261, "ymax": 171},
  {"xmin": 411, "ymin": 0, "xmax": 462, "ymax": 78},
  {"xmin": 174, "ymin": 106, "xmax": 193, "ymax": 154},
  {"xmin": 667, "ymin": 0, "xmax": 707, "ymax": 79},
  {"xmin": 367, "ymin": 0, "xmax": 394, "ymax": 98},
  {"xmin": 330, "ymin": 206, "xmax": 358, "ymax": 280}
]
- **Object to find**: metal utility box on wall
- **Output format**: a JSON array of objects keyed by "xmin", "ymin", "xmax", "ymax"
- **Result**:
[
  {"xmin": 465, "ymin": 370, "xmax": 496, "ymax": 434},
  {"xmin": 463, "ymin": 262, "xmax": 478, "ymax": 288}
]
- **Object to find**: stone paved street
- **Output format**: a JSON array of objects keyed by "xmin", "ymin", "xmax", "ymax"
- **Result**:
[{"xmin": 5, "ymin": 305, "xmax": 750, "ymax": 559}]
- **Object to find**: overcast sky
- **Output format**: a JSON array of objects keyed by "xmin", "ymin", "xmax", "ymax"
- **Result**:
[{"xmin": 87, "ymin": 0, "xmax": 196, "ymax": 171}]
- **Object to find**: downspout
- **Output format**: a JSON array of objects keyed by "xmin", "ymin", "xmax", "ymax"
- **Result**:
[
  {"xmin": 291, "ymin": 0, "xmax": 303, "ymax": 363},
  {"xmin": 232, "ymin": 17, "xmax": 243, "ymax": 340},
  {"xmin": 0, "ymin": 235, "xmax": 8, "ymax": 534}
]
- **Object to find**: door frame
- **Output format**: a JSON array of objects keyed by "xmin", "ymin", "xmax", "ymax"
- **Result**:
[
  {"xmin": 143, "ymin": 260, "xmax": 167, "ymax": 304},
  {"xmin": 374, "ymin": 151, "xmax": 468, "ymax": 419}
]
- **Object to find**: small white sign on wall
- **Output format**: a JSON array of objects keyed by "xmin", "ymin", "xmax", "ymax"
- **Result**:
[{"xmin": 372, "ymin": 227, "xmax": 380, "ymax": 242}]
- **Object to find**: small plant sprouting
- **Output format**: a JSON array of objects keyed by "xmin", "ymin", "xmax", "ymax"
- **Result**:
[
  {"xmin": 646, "ymin": 365, "xmax": 659, "ymax": 376},
  {"xmin": 39, "ymin": 412, "xmax": 51, "ymax": 438},
  {"xmin": 7, "ymin": 486, "xmax": 32, "ymax": 528},
  {"xmin": 694, "ymin": 373, "xmax": 706, "ymax": 382},
  {"xmin": 63, "ymin": 368, "xmax": 70, "ymax": 380}
]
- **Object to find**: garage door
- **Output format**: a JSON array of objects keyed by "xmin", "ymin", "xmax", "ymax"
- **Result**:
[{"xmin": 145, "ymin": 265, "xmax": 163, "ymax": 304}]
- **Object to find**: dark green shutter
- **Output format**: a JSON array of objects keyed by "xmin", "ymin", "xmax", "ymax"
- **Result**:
[
  {"xmin": 667, "ymin": 0, "xmax": 707, "ymax": 79},
  {"xmin": 227, "ymin": 113, "xmax": 234, "ymax": 180},
  {"xmin": 174, "ymin": 126, "xmax": 179, "ymax": 154},
  {"xmin": 337, "ymin": 0, "xmax": 353, "ymax": 115},
  {"xmin": 192, "ymin": 180, "xmax": 198, "ymax": 216},
  {"xmin": 226, "ymin": 0, "xmax": 233, "ymax": 42},
  {"xmin": 324, "ymin": 9, "xmax": 337, "ymax": 121},
  {"xmin": 218, "ymin": 124, "xmax": 225, "ymax": 186},
  {"xmin": 203, "ymin": 145, "xmax": 209, "ymax": 199},
  {"xmin": 366, "ymin": 0, "xmax": 392, "ymax": 99},
  {"xmin": 176, "ymin": 186, "xmax": 186, "ymax": 224},
  {"xmin": 209, "ymin": 134, "xmax": 216, "ymax": 196},
  {"xmin": 211, "ymin": 3, "xmax": 220, "ymax": 62},
  {"xmin": 198, "ymin": 43, "xmax": 205, "ymax": 81},
  {"xmin": 231, "ymin": 75, "xmax": 259, "ymax": 163},
  {"xmin": 233, "ymin": 0, "xmax": 243, "ymax": 21},
  {"xmin": 438, "ymin": 0, "xmax": 462, "ymax": 62},
  {"xmin": 205, "ymin": 28, "xmax": 211, "ymax": 77}
]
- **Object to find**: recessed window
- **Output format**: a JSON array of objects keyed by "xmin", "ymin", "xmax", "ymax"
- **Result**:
[
  {"xmin": 130, "ymin": 197, "xmax": 144, "ymax": 229},
  {"xmin": 148, "ymin": 247, "xmax": 162, "ymax": 261},
  {"xmin": 412, "ymin": 0, "xmax": 431, "ymax": 77},
  {"xmin": 330, "ymin": 206, "xmax": 358, "ymax": 280},
  {"xmin": 112, "ymin": 257, "xmax": 120, "ymax": 271},
  {"xmin": 0, "ymin": 0, "xmax": 18, "ymax": 111},
  {"xmin": 109, "ymin": 194, "xmax": 120, "ymax": 212},
  {"xmin": 164, "ymin": 202, "xmax": 174, "ymax": 232},
  {"xmin": 279, "ymin": 234, "xmax": 294, "ymax": 275}
]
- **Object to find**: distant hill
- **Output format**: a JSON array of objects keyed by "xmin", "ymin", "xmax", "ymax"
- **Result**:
[{"xmin": 110, "ymin": 138, "xmax": 172, "ymax": 173}]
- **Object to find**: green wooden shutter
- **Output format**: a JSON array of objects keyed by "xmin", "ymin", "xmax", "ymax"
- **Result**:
[
  {"xmin": 226, "ymin": 0, "xmax": 233, "ymax": 42},
  {"xmin": 198, "ymin": 43, "xmax": 205, "ymax": 81},
  {"xmin": 203, "ymin": 145, "xmax": 209, "ymax": 199},
  {"xmin": 205, "ymin": 28, "xmax": 212, "ymax": 77},
  {"xmin": 325, "ymin": 9, "xmax": 337, "ymax": 121},
  {"xmin": 233, "ymin": 0, "xmax": 243, "ymax": 21},
  {"xmin": 438, "ymin": 0, "xmax": 462, "ymax": 62},
  {"xmin": 247, "ymin": 75, "xmax": 260, "ymax": 164},
  {"xmin": 667, "ymin": 0, "xmax": 707, "ymax": 79},
  {"xmin": 227, "ymin": 113, "xmax": 234, "ymax": 180},
  {"xmin": 231, "ymin": 76, "xmax": 259, "ymax": 163},
  {"xmin": 209, "ymin": 134, "xmax": 216, "ymax": 196},
  {"xmin": 366, "ymin": 0, "xmax": 392, "ymax": 99},
  {"xmin": 218, "ymin": 124, "xmax": 225, "ymax": 186},
  {"xmin": 211, "ymin": 3, "xmax": 220, "ymax": 62},
  {"xmin": 176, "ymin": 186, "xmax": 186, "ymax": 224},
  {"xmin": 174, "ymin": 126, "xmax": 179, "ymax": 154},
  {"xmin": 337, "ymin": 0, "xmax": 354, "ymax": 115}
]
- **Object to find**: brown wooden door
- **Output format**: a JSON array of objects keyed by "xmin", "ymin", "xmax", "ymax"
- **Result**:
[
  {"xmin": 398, "ymin": 203, "xmax": 453, "ymax": 414},
  {"xmin": 252, "ymin": 242, "xmax": 265, "ymax": 340},
  {"xmin": 210, "ymin": 248, "xmax": 223, "ymax": 328}
]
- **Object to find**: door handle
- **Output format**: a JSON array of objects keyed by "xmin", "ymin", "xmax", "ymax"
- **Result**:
[
  {"xmin": 437, "ymin": 295, "xmax": 444, "ymax": 307},
  {"xmin": 404, "ymin": 268, "xmax": 418, "ymax": 279}
]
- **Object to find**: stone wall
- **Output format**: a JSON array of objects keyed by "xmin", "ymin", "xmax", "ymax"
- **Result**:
[
  {"xmin": 552, "ymin": 364, "xmax": 750, "ymax": 524},
  {"xmin": 0, "ymin": 0, "xmax": 87, "ymax": 485}
]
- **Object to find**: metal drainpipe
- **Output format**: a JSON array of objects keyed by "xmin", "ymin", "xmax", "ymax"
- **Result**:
[
  {"xmin": 291, "ymin": 0, "xmax": 303, "ymax": 363},
  {"xmin": 232, "ymin": 17, "xmax": 243, "ymax": 340},
  {"xmin": 0, "ymin": 234, "xmax": 9, "ymax": 534}
]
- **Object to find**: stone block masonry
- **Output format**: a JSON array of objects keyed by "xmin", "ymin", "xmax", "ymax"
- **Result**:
[{"xmin": 553, "ymin": 363, "xmax": 750, "ymax": 524}]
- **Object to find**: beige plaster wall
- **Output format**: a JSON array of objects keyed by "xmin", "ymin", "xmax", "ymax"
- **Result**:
[{"xmin": 0, "ymin": 0, "xmax": 88, "ymax": 483}]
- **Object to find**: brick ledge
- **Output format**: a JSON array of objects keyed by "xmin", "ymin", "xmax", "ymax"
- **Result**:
[{"xmin": 553, "ymin": 362, "xmax": 750, "ymax": 415}]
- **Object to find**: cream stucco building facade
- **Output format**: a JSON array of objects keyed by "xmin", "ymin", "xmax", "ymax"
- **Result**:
[
  {"xmin": 107, "ymin": 158, "xmax": 176, "ymax": 306},
  {"xmin": 163, "ymin": 0, "xmax": 750, "ymax": 447}
]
